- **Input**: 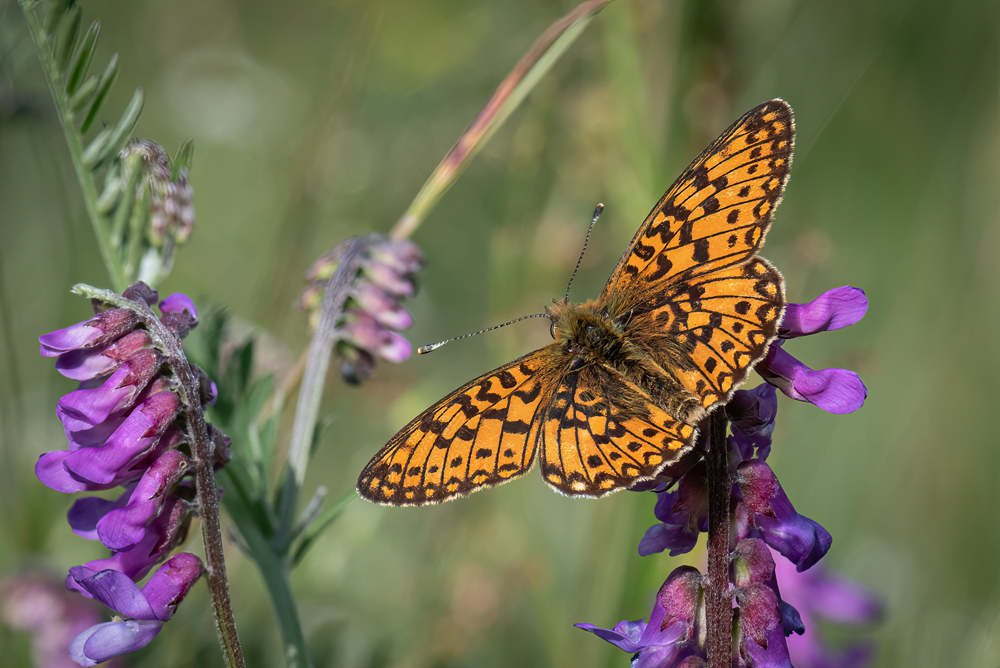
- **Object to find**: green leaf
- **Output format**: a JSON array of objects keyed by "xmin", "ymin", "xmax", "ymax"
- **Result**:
[
  {"xmin": 172, "ymin": 138, "xmax": 195, "ymax": 180},
  {"xmin": 87, "ymin": 87, "xmax": 143, "ymax": 168},
  {"xmin": 53, "ymin": 4, "xmax": 81, "ymax": 73},
  {"xmin": 68, "ymin": 74, "xmax": 97, "ymax": 112},
  {"xmin": 43, "ymin": 0, "xmax": 74, "ymax": 36},
  {"xmin": 80, "ymin": 53, "xmax": 118, "ymax": 133},
  {"xmin": 80, "ymin": 125, "xmax": 112, "ymax": 167},
  {"xmin": 66, "ymin": 19, "xmax": 99, "ymax": 96},
  {"xmin": 291, "ymin": 492, "xmax": 356, "ymax": 566}
]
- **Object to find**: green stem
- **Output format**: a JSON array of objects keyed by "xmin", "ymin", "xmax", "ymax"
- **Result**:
[
  {"xmin": 18, "ymin": 0, "xmax": 128, "ymax": 291},
  {"xmin": 220, "ymin": 470, "xmax": 313, "ymax": 668}
]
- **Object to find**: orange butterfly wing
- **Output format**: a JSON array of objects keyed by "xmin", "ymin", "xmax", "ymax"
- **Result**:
[
  {"xmin": 601, "ymin": 99, "xmax": 793, "ymax": 310},
  {"xmin": 630, "ymin": 257, "xmax": 785, "ymax": 410},
  {"xmin": 538, "ymin": 364, "xmax": 695, "ymax": 497},
  {"xmin": 357, "ymin": 350, "xmax": 554, "ymax": 505},
  {"xmin": 600, "ymin": 99, "xmax": 792, "ymax": 412}
]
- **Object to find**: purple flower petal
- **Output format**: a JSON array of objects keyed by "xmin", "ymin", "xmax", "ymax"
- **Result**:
[
  {"xmin": 727, "ymin": 384, "xmax": 778, "ymax": 460},
  {"xmin": 158, "ymin": 293, "xmax": 198, "ymax": 320},
  {"xmin": 39, "ymin": 309, "xmax": 139, "ymax": 357},
  {"xmin": 39, "ymin": 323, "xmax": 104, "ymax": 357},
  {"xmin": 340, "ymin": 310, "xmax": 413, "ymax": 363},
  {"xmin": 68, "ymin": 488, "xmax": 131, "ymax": 540},
  {"xmin": 63, "ymin": 391, "xmax": 180, "ymax": 486},
  {"xmin": 638, "ymin": 521, "xmax": 698, "ymax": 557},
  {"xmin": 67, "ymin": 496, "xmax": 192, "ymax": 593},
  {"xmin": 351, "ymin": 281, "xmax": 413, "ymax": 330},
  {"xmin": 57, "ymin": 367, "xmax": 136, "ymax": 435},
  {"xmin": 35, "ymin": 451, "xmax": 95, "ymax": 493},
  {"xmin": 53, "ymin": 345, "xmax": 118, "ymax": 381},
  {"xmin": 737, "ymin": 461, "xmax": 832, "ymax": 570},
  {"xmin": 781, "ymin": 287, "xmax": 867, "ymax": 338},
  {"xmin": 97, "ymin": 450, "xmax": 189, "ymax": 550},
  {"xmin": 139, "ymin": 553, "xmax": 204, "ymax": 620},
  {"xmin": 574, "ymin": 621, "xmax": 646, "ymax": 653},
  {"xmin": 69, "ymin": 619, "xmax": 163, "ymax": 666},
  {"xmin": 759, "ymin": 346, "xmax": 867, "ymax": 414},
  {"xmin": 72, "ymin": 569, "xmax": 156, "ymax": 619}
]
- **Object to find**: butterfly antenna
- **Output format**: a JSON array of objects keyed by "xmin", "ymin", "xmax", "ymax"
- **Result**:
[
  {"xmin": 418, "ymin": 313, "xmax": 549, "ymax": 354},
  {"xmin": 564, "ymin": 203, "xmax": 604, "ymax": 301}
]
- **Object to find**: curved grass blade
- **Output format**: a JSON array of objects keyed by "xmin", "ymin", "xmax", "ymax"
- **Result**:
[{"xmin": 390, "ymin": 0, "xmax": 616, "ymax": 240}]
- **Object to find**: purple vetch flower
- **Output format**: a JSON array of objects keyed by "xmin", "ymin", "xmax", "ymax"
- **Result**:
[
  {"xmin": 735, "ymin": 583, "xmax": 792, "ymax": 668},
  {"xmin": 735, "ymin": 460, "xmax": 832, "ymax": 571},
  {"xmin": 757, "ymin": 287, "xmax": 868, "ymax": 414},
  {"xmin": 37, "ymin": 283, "xmax": 228, "ymax": 665},
  {"xmin": 67, "ymin": 553, "xmax": 204, "ymax": 666},
  {"xmin": 638, "ymin": 465, "xmax": 709, "ymax": 557},
  {"xmin": 576, "ymin": 567, "xmax": 706, "ymax": 667},
  {"xmin": 773, "ymin": 552, "xmax": 881, "ymax": 668},
  {"xmin": 727, "ymin": 383, "xmax": 778, "ymax": 460},
  {"xmin": 301, "ymin": 236, "xmax": 424, "ymax": 383}
]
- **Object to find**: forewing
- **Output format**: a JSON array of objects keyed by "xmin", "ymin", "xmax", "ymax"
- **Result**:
[
  {"xmin": 538, "ymin": 364, "xmax": 696, "ymax": 497},
  {"xmin": 602, "ymin": 100, "xmax": 793, "ymax": 307},
  {"xmin": 631, "ymin": 257, "xmax": 785, "ymax": 411},
  {"xmin": 357, "ymin": 350, "xmax": 554, "ymax": 506}
]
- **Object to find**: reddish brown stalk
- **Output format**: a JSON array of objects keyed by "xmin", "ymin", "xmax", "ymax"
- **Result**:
[{"xmin": 705, "ymin": 409, "xmax": 732, "ymax": 667}]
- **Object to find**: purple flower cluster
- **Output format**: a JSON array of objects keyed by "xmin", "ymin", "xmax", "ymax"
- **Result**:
[
  {"xmin": 300, "ymin": 236, "xmax": 424, "ymax": 383},
  {"xmin": 35, "ymin": 283, "xmax": 221, "ymax": 666},
  {"xmin": 578, "ymin": 287, "xmax": 876, "ymax": 668}
]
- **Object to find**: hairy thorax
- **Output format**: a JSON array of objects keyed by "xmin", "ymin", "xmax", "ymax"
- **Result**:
[{"xmin": 546, "ymin": 299, "xmax": 706, "ymax": 424}]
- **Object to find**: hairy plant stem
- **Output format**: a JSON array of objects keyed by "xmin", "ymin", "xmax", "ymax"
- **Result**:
[
  {"xmin": 19, "ymin": 2, "xmax": 129, "ymax": 291},
  {"xmin": 705, "ymin": 409, "xmax": 732, "ymax": 667},
  {"xmin": 72, "ymin": 285, "xmax": 245, "ymax": 668}
]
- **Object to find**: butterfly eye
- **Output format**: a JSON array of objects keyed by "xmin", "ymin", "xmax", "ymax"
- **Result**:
[{"xmin": 549, "ymin": 322, "xmax": 557, "ymax": 339}]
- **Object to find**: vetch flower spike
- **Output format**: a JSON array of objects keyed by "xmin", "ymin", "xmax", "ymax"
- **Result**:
[
  {"xmin": 736, "ymin": 460, "xmax": 832, "ymax": 571},
  {"xmin": 36, "ymin": 282, "xmax": 240, "ymax": 665}
]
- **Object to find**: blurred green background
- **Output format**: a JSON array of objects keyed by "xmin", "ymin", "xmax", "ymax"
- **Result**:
[{"xmin": 2, "ymin": 0, "xmax": 999, "ymax": 666}]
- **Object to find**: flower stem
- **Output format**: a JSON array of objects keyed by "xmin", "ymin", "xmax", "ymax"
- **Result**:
[
  {"xmin": 705, "ymin": 409, "xmax": 732, "ymax": 668},
  {"xmin": 280, "ymin": 236, "xmax": 370, "ymax": 537},
  {"xmin": 181, "ymin": 366, "xmax": 246, "ymax": 668}
]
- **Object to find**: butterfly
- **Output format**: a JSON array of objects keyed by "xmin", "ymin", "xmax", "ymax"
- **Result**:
[{"xmin": 359, "ymin": 99, "xmax": 792, "ymax": 506}]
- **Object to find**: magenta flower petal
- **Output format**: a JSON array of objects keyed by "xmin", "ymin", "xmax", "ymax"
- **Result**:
[
  {"xmin": 57, "ymin": 367, "xmax": 135, "ymax": 434},
  {"xmin": 39, "ymin": 323, "xmax": 104, "ymax": 357},
  {"xmin": 759, "ymin": 346, "xmax": 867, "ymax": 414},
  {"xmin": 139, "ymin": 553, "xmax": 204, "ymax": 620},
  {"xmin": 340, "ymin": 310, "xmax": 413, "ymax": 363},
  {"xmin": 53, "ymin": 345, "xmax": 118, "ymax": 380},
  {"xmin": 351, "ymin": 281, "xmax": 414, "ymax": 329},
  {"xmin": 67, "ymin": 496, "xmax": 192, "ymax": 593},
  {"xmin": 96, "ymin": 450, "xmax": 189, "ymax": 550},
  {"xmin": 69, "ymin": 619, "xmax": 163, "ymax": 666},
  {"xmin": 781, "ymin": 287, "xmax": 867, "ymax": 338},
  {"xmin": 158, "ymin": 294, "xmax": 198, "ymax": 320},
  {"xmin": 63, "ymin": 391, "xmax": 180, "ymax": 486},
  {"xmin": 74, "ymin": 569, "xmax": 156, "ymax": 619},
  {"xmin": 36, "ymin": 451, "xmax": 93, "ymax": 493},
  {"xmin": 737, "ymin": 460, "xmax": 832, "ymax": 571}
]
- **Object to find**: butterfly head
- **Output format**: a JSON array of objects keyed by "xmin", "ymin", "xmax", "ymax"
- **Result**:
[{"xmin": 546, "ymin": 298, "xmax": 626, "ymax": 360}]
